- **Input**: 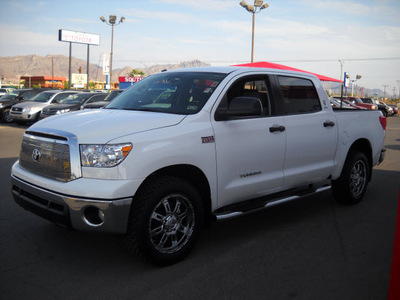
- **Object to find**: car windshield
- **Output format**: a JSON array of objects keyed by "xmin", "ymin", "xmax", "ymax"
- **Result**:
[
  {"xmin": 32, "ymin": 92, "xmax": 57, "ymax": 102},
  {"xmin": 60, "ymin": 93, "xmax": 90, "ymax": 104},
  {"xmin": 104, "ymin": 90, "xmax": 123, "ymax": 102},
  {"xmin": 105, "ymin": 72, "xmax": 226, "ymax": 115},
  {"xmin": 0, "ymin": 93, "xmax": 17, "ymax": 100}
]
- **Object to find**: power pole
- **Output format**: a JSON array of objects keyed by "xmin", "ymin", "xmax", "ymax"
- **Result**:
[
  {"xmin": 383, "ymin": 85, "xmax": 389, "ymax": 100},
  {"xmin": 51, "ymin": 57, "xmax": 54, "ymax": 89}
]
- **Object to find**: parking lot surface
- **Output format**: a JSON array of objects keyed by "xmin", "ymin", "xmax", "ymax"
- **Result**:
[{"xmin": 1, "ymin": 116, "xmax": 399, "ymax": 300}]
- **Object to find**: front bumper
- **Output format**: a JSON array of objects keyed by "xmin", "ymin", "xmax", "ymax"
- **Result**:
[
  {"xmin": 11, "ymin": 175, "xmax": 132, "ymax": 234},
  {"xmin": 10, "ymin": 110, "xmax": 39, "ymax": 121}
]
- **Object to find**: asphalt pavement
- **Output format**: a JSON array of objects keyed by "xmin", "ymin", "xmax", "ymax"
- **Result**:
[{"xmin": 1, "ymin": 116, "xmax": 399, "ymax": 300}]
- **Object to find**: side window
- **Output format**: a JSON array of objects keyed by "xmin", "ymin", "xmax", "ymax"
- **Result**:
[
  {"xmin": 278, "ymin": 76, "xmax": 321, "ymax": 115},
  {"xmin": 53, "ymin": 93, "xmax": 74, "ymax": 103},
  {"xmin": 220, "ymin": 76, "xmax": 272, "ymax": 118},
  {"xmin": 87, "ymin": 95, "xmax": 104, "ymax": 103},
  {"xmin": 21, "ymin": 91, "xmax": 37, "ymax": 100}
]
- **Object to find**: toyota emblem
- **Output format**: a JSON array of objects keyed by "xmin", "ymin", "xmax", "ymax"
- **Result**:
[{"xmin": 32, "ymin": 149, "xmax": 41, "ymax": 162}]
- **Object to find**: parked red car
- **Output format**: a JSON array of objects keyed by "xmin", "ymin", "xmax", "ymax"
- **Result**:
[
  {"xmin": 347, "ymin": 97, "xmax": 378, "ymax": 110},
  {"xmin": 388, "ymin": 105, "xmax": 399, "ymax": 116}
]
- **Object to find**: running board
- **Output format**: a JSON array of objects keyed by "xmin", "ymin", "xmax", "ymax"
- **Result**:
[{"xmin": 214, "ymin": 185, "xmax": 331, "ymax": 221}]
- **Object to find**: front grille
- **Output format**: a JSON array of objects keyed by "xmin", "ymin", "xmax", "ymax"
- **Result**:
[
  {"xmin": 12, "ymin": 107, "xmax": 23, "ymax": 112},
  {"xmin": 19, "ymin": 134, "xmax": 72, "ymax": 181}
]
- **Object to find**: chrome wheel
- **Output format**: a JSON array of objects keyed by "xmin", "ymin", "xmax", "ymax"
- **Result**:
[
  {"xmin": 149, "ymin": 193, "xmax": 195, "ymax": 254},
  {"xmin": 332, "ymin": 150, "xmax": 369, "ymax": 204},
  {"xmin": 349, "ymin": 160, "xmax": 367, "ymax": 198}
]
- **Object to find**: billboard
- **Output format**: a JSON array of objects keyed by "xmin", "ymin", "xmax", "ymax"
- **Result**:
[
  {"xmin": 72, "ymin": 73, "xmax": 87, "ymax": 88},
  {"xmin": 58, "ymin": 29, "xmax": 100, "ymax": 46}
]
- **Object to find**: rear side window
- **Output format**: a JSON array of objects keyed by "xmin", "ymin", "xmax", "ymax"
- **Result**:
[{"xmin": 278, "ymin": 76, "xmax": 321, "ymax": 115}]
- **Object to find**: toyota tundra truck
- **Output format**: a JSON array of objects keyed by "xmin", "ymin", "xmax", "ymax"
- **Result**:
[{"xmin": 11, "ymin": 67, "xmax": 386, "ymax": 265}]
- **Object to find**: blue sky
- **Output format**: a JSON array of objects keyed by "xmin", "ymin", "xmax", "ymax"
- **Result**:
[{"xmin": 0, "ymin": 0, "xmax": 399, "ymax": 91}]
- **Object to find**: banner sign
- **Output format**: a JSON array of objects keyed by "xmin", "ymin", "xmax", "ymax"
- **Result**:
[
  {"xmin": 58, "ymin": 29, "xmax": 100, "ymax": 46},
  {"xmin": 103, "ymin": 53, "xmax": 110, "ymax": 75},
  {"xmin": 119, "ymin": 76, "xmax": 145, "ymax": 83}
]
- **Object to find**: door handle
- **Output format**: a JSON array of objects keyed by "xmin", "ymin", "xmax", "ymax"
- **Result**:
[
  {"xmin": 269, "ymin": 125, "xmax": 286, "ymax": 133},
  {"xmin": 323, "ymin": 121, "xmax": 335, "ymax": 127}
]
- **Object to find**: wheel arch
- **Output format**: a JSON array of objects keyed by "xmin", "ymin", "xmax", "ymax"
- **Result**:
[
  {"xmin": 347, "ymin": 138, "xmax": 373, "ymax": 181},
  {"xmin": 135, "ymin": 164, "xmax": 213, "ymax": 223}
]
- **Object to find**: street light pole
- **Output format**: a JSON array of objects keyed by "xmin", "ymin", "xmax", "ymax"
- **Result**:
[
  {"xmin": 350, "ymin": 74, "xmax": 362, "ymax": 97},
  {"xmin": 100, "ymin": 15, "xmax": 125, "ymax": 90},
  {"xmin": 239, "ymin": 1, "xmax": 269, "ymax": 63}
]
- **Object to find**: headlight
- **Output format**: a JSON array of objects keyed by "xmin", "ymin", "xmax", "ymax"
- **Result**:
[
  {"xmin": 23, "ymin": 106, "xmax": 35, "ymax": 112},
  {"xmin": 56, "ymin": 109, "xmax": 70, "ymax": 114},
  {"xmin": 371, "ymin": 105, "xmax": 377, "ymax": 110},
  {"xmin": 80, "ymin": 143, "xmax": 132, "ymax": 167}
]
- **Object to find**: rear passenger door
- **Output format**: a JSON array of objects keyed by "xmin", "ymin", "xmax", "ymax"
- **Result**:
[{"xmin": 275, "ymin": 76, "xmax": 338, "ymax": 189}]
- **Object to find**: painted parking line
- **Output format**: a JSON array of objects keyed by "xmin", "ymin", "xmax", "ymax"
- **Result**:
[{"xmin": 388, "ymin": 188, "xmax": 400, "ymax": 300}]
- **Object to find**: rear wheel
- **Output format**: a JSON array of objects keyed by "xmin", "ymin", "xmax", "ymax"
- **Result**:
[
  {"xmin": 332, "ymin": 150, "xmax": 369, "ymax": 204},
  {"xmin": 125, "ymin": 176, "xmax": 203, "ymax": 265}
]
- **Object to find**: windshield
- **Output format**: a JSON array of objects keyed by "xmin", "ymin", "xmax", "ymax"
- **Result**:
[
  {"xmin": 0, "ymin": 93, "xmax": 17, "ymax": 100},
  {"xmin": 104, "ymin": 90, "xmax": 123, "ymax": 102},
  {"xmin": 105, "ymin": 72, "xmax": 226, "ymax": 115},
  {"xmin": 60, "ymin": 93, "xmax": 90, "ymax": 104},
  {"xmin": 32, "ymin": 92, "xmax": 57, "ymax": 102}
]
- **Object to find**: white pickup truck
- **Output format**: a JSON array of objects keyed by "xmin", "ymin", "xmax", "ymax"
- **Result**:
[{"xmin": 11, "ymin": 67, "xmax": 386, "ymax": 265}]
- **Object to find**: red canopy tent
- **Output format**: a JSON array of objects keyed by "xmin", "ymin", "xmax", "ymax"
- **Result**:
[{"xmin": 233, "ymin": 61, "xmax": 342, "ymax": 83}]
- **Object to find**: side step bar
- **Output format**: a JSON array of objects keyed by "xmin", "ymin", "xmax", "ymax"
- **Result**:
[{"xmin": 214, "ymin": 185, "xmax": 331, "ymax": 221}]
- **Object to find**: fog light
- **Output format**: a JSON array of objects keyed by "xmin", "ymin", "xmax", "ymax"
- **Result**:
[{"xmin": 83, "ymin": 206, "xmax": 105, "ymax": 226}]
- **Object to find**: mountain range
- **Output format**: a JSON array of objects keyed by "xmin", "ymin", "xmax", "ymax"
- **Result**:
[
  {"xmin": 0, "ymin": 55, "xmax": 210, "ymax": 84},
  {"xmin": 0, "ymin": 55, "xmax": 385, "ymax": 97}
]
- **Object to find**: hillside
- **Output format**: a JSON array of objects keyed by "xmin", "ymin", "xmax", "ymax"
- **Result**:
[
  {"xmin": 0, "ymin": 55, "xmax": 210, "ymax": 84},
  {"xmin": 0, "ymin": 55, "xmax": 384, "ymax": 97}
]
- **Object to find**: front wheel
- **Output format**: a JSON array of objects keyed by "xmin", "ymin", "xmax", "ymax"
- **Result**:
[
  {"xmin": 332, "ymin": 150, "xmax": 369, "ymax": 204},
  {"xmin": 125, "ymin": 176, "xmax": 203, "ymax": 265},
  {"xmin": 1, "ymin": 109, "xmax": 13, "ymax": 123}
]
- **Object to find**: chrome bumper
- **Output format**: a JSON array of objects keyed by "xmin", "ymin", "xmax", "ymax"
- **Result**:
[{"xmin": 11, "ymin": 175, "xmax": 132, "ymax": 234}]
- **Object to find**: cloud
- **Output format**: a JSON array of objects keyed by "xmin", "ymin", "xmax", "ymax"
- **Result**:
[{"xmin": 149, "ymin": 0, "xmax": 236, "ymax": 11}]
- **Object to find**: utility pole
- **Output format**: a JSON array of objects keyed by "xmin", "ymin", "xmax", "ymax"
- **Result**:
[
  {"xmin": 51, "ymin": 57, "xmax": 54, "ymax": 89},
  {"xmin": 383, "ymin": 85, "xmax": 389, "ymax": 100}
]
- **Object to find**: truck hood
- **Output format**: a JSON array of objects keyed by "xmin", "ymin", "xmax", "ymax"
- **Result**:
[{"xmin": 28, "ymin": 109, "xmax": 186, "ymax": 143}]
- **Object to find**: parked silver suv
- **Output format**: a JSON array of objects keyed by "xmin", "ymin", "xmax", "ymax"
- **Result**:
[{"xmin": 10, "ymin": 90, "xmax": 79, "ymax": 124}]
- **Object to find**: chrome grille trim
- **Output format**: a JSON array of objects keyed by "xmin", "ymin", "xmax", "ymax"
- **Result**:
[{"xmin": 19, "ymin": 128, "xmax": 82, "ymax": 181}]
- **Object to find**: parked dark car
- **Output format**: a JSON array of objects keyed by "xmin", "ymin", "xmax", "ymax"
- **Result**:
[
  {"xmin": 330, "ymin": 98, "xmax": 356, "ymax": 109},
  {"xmin": 0, "ymin": 88, "xmax": 48, "ymax": 123},
  {"xmin": 83, "ymin": 89, "xmax": 124, "ymax": 109},
  {"xmin": 40, "ymin": 92, "xmax": 107, "ymax": 119},
  {"xmin": 361, "ymin": 98, "xmax": 390, "ymax": 117}
]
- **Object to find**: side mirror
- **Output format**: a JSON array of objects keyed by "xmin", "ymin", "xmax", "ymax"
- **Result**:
[{"xmin": 215, "ymin": 96, "xmax": 263, "ymax": 121}]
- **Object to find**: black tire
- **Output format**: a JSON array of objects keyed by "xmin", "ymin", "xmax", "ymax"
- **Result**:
[
  {"xmin": 1, "ymin": 109, "xmax": 14, "ymax": 123},
  {"xmin": 332, "ymin": 150, "xmax": 369, "ymax": 204},
  {"xmin": 125, "ymin": 176, "xmax": 203, "ymax": 265}
]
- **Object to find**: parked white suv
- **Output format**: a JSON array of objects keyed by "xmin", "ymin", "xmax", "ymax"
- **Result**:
[{"xmin": 10, "ymin": 90, "xmax": 79, "ymax": 124}]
